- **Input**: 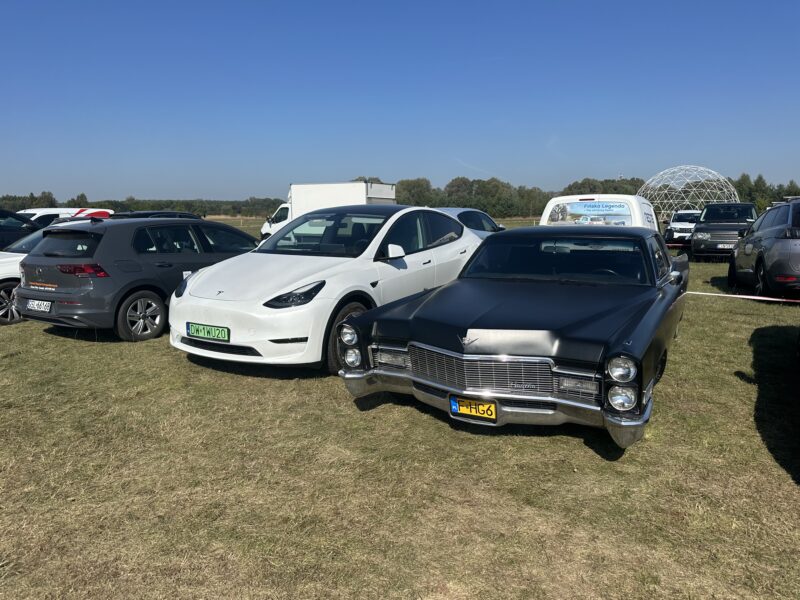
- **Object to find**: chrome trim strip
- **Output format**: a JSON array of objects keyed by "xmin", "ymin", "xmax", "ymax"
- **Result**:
[{"xmin": 408, "ymin": 341, "xmax": 555, "ymax": 365}]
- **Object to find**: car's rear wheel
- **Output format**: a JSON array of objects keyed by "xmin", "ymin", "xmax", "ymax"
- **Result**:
[
  {"xmin": 754, "ymin": 260, "xmax": 770, "ymax": 297},
  {"xmin": 325, "ymin": 301, "xmax": 367, "ymax": 375},
  {"xmin": 116, "ymin": 291, "xmax": 166, "ymax": 341},
  {"xmin": 0, "ymin": 281, "xmax": 22, "ymax": 325}
]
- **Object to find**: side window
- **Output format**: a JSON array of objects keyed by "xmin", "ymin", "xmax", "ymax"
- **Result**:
[
  {"xmin": 792, "ymin": 204, "xmax": 800, "ymax": 228},
  {"xmin": 459, "ymin": 211, "xmax": 496, "ymax": 232},
  {"xmin": 199, "ymin": 226, "xmax": 256, "ymax": 253},
  {"xmin": 133, "ymin": 228, "xmax": 156, "ymax": 253},
  {"xmin": 759, "ymin": 209, "xmax": 778, "ymax": 232},
  {"xmin": 424, "ymin": 211, "xmax": 463, "ymax": 249},
  {"xmin": 769, "ymin": 205, "xmax": 789, "ymax": 230},
  {"xmin": 749, "ymin": 212, "xmax": 767, "ymax": 234},
  {"xmin": 272, "ymin": 207, "xmax": 289, "ymax": 224},
  {"xmin": 34, "ymin": 214, "xmax": 59, "ymax": 227},
  {"xmin": 0, "ymin": 215, "xmax": 26, "ymax": 229},
  {"xmin": 147, "ymin": 226, "xmax": 200, "ymax": 254},
  {"xmin": 381, "ymin": 212, "xmax": 426, "ymax": 255},
  {"xmin": 648, "ymin": 238, "xmax": 670, "ymax": 280}
]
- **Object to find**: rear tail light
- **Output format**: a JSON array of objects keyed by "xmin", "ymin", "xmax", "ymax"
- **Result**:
[
  {"xmin": 775, "ymin": 275, "xmax": 797, "ymax": 282},
  {"xmin": 57, "ymin": 264, "xmax": 110, "ymax": 278}
]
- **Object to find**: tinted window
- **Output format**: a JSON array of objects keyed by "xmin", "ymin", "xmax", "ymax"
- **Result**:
[
  {"xmin": 0, "ymin": 214, "xmax": 27, "ymax": 229},
  {"xmin": 200, "ymin": 226, "xmax": 256, "ymax": 253},
  {"xmin": 749, "ymin": 212, "xmax": 767, "ymax": 233},
  {"xmin": 425, "ymin": 212, "xmax": 462, "ymax": 248},
  {"xmin": 133, "ymin": 229, "xmax": 156, "ymax": 253},
  {"xmin": 700, "ymin": 204, "xmax": 757, "ymax": 222},
  {"xmin": 4, "ymin": 229, "xmax": 45, "ymax": 254},
  {"xmin": 258, "ymin": 211, "xmax": 388, "ymax": 258},
  {"xmin": 459, "ymin": 210, "xmax": 498, "ymax": 232},
  {"xmin": 30, "ymin": 231, "xmax": 102, "ymax": 258},
  {"xmin": 147, "ymin": 226, "xmax": 200, "ymax": 254},
  {"xmin": 648, "ymin": 237, "xmax": 670, "ymax": 280},
  {"xmin": 463, "ymin": 236, "xmax": 650, "ymax": 285},
  {"xmin": 272, "ymin": 207, "xmax": 289, "ymax": 224},
  {"xmin": 759, "ymin": 209, "xmax": 779, "ymax": 231},
  {"xmin": 381, "ymin": 212, "xmax": 426, "ymax": 255},
  {"xmin": 33, "ymin": 214, "xmax": 59, "ymax": 227},
  {"xmin": 17, "ymin": 212, "xmax": 35, "ymax": 219},
  {"xmin": 768, "ymin": 205, "xmax": 789, "ymax": 229},
  {"xmin": 792, "ymin": 204, "xmax": 800, "ymax": 228}
]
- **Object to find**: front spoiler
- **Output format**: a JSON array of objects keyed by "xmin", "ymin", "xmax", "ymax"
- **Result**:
[{"xmin": 339, "ymin": 369, "xmax": 651, "ymax": 449}]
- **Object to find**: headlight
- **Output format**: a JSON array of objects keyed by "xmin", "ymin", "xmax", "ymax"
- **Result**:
[
  {"xmin": 608, "ymin": 386, "xmax": 637, "ymax": 411},
  {"xmin": 607, "ymin": 356, "xmax": 637, "ymax": 382},
  {"xmin": 174, "ymin": 272, "xmax": 197, "ymax": 298},
  {"xmin": 264, "ymin": 281, "xmax": 325, "ymax": 308},
  {"xmin": 693, "ymin": 232, "xmax": 711, "ymax": 240},
  {"xmin": 344, "ymin": 348, "xmax": 362, "ymax": 367},
  {"xmin": 340, "ymin": 324, "xmax": 358, "ymax": 346}
]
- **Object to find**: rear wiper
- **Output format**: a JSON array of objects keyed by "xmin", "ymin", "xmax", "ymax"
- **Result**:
[{"xmin": 43, "ymin": 252, "xmax": 68, "ymax": 257}]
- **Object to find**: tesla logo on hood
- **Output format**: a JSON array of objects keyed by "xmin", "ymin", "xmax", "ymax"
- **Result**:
[{"xmin": 459, "ymin": 335, "xmax": 478, "ymax": 348}]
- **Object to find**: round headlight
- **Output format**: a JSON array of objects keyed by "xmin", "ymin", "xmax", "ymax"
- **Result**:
[
  {"xmin": 344, "ymin": 348, "xmax": 362, "ymax": 368},
  {"xmin": 340, "ymin": 325, "xmax": 358, "ymax": 346},
  {"xmin": 608, "ymin": 386, "xmax": 637, "ymax": 411},
  {"xmin": 608, "ymin": 356, "xmax": 637, "ymax": 383}
]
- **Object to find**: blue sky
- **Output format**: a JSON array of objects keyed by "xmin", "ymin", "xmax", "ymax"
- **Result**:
[{"xmin": 1, "ymin": 0, "xmax": 798, "ymax": 201}]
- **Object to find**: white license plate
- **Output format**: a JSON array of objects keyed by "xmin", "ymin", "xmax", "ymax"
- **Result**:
[
  {"xmin": 717, "ymin": 243, "xmax": 735, "ymax": 249},
  {"xmin": 26, "ymin": 299, "xmax": 52, "ymax": 312}
]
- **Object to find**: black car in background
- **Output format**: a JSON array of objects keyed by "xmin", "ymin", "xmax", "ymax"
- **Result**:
[
  {"xmin": 690, "ymin": 203, "xmax": 757, "ymax": 260},
  {"xmin": 15, "ymin": 218, "xmax": 257, "ymax": 341},
  {"xmin": 338, "ymin": 226, "xmax": 689, "ymax": 449},
  {"xmin": 0, "ymin": 209, "xmax": 41, "ymax": 248}
]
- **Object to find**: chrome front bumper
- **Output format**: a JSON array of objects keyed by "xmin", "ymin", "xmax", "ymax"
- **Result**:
[{"xmin": 339, "ymin": 368, "xmax": 651, "ymax": 449}]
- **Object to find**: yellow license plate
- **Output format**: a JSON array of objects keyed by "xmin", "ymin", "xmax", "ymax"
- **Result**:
[{"xmin": 449, "ymin": 396, "xmax": 497, "ymax": 423}]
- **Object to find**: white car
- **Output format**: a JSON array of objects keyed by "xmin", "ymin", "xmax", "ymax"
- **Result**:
[
  {"xmin": 0, "ymin": 229, "xmax": 50, "ymax": 324},
  {"xmin": 664, "ymin": 209, "xmax": 701, "ymax": 244},
  {"xmin": 17, "ymin": 207, "xmax": 114, "ymax": 227},
  {"xmin": 435, "ymin": 207, "xmax": 504, "ymax": 239},
  {"xmin": 168, "ymin": 205, "xmax": 483, "ymax": 372}
]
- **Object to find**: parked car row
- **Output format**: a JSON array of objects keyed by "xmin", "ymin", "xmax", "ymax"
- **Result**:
[{"xmin": 3, "ymin": 200, "xmax": 691, "ymax": 449}]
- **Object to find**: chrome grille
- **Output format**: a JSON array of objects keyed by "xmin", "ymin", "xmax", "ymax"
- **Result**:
[
  {"xmin": 709, "ymin": 231, "xmax": 738, "ymax": 242},
  {"xmin": 408, "ymin": 344, "xmax": 554, "ymax": 397}
]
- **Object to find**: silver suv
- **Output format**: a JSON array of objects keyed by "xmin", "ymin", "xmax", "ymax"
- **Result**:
[{"xmin": 728, "ymin": 200, "xmax": 800, "ymax": 295}]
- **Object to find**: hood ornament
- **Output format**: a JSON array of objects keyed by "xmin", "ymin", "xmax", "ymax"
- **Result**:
[{"xmin": 459, "ymin": 335, "xmax": 478, "ymax": 348}]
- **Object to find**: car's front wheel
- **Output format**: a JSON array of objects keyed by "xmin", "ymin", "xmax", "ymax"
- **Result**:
[
  {"xmin": 0, "ymin": 281, "xmax": 22, "ymax": 325},
  {"xmin": 325, "ymin": 301, "xmax": 367, "ymax": 375},
  {"xmin": 754, "ymin": 260, "xmax": 771, "ymax": 297},
  {"xmin": 116, "ymin": 291, "xmax": 166, "ymax": 341}
]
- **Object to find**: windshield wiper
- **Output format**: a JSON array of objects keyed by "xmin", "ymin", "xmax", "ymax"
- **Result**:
[{"xmin": 557, "ymin": 278, "xmax": 599, "ymax": 286}]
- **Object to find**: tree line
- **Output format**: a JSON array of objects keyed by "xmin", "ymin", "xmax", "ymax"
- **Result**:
[{"xmin": 2, "ymin": 173, "xmax": 798, "ymax": 218}]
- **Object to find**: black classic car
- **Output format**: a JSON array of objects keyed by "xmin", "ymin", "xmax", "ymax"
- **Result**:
[{"xmin": 337, "ymin": 226, "xmax": 689, "ymax": 448}]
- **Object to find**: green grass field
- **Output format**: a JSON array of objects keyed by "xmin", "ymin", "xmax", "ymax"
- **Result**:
[{"xmin": 1, "ymin": 219, "xmax": 798, "ymax": 598}]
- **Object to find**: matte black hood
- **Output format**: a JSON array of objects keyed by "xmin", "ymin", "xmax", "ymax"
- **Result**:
[{"xmin": 370, "ymin": 278, "xmax": 657, "ymax": 364}]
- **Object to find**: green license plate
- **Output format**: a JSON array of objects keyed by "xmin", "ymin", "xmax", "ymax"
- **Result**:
[{"xmin": 186, "ymin": 322, "xmax": 230, "ymax": 343}]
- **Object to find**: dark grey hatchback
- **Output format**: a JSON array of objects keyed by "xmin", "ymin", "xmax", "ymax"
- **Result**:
[{"xmin": 15, "ymin": 218, "xmax": 257, "ymax": 341}]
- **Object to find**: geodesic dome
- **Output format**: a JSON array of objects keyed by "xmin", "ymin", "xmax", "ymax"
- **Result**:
[{"xmin": 638, "ymin": 165, "xmax": 739, "ymax": 220}]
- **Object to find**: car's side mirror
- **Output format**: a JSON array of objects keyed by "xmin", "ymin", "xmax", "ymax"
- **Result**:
[
  {"xmin": 669, "ymin": 270, "xmax": 683, "ymax": 286},
  {"xmin": 496, "ymin": 224, "xmax": 506, "ymax": 231},
  {"xmin": 386, "ymin": 244, "xmax": 405, "ymax": 259}
]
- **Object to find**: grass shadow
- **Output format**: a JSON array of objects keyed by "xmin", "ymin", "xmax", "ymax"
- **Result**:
[
  {"xmin": 354, "ymin": 392, "xmax": 625, "ymax": 461},
  {"xmin": 42, "ymin": 326, "xmax": 123, "ymax": 344},
  {"xmin": 708, "ymin": 275, "xmax": 733, "ymax": 294},
  {"xmin": 747, "ymin": 325, "xmax": 800, "ymax": 484},
  {"xmin": 187, "ymin": 353, "xmax": 326, "ymax": 381}
]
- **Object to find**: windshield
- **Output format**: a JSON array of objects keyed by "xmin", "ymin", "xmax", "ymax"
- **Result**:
[
  {"xmin": 462, "ymin": 236, "xmax": 651, "ymax": 286},
  {"xmin": 700, "ymin": 204, "xmax": 756, "ymax": 223},
  {"xmin": 17, "ymin": 212, "xmax": 35, "ymax": 220},
  {"xmin": 672, "ymin": 212, "xmax": 699, "ymax": 224},
  {"xmin": 3, "ymin": 229, "xmax": 46, "ymax": 254},
  {"xmin": 257, "ymin": 211, "xmax": 389, "ymax": 258}
]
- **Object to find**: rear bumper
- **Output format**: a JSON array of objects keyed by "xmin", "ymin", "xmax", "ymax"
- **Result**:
[
  {"xmin": 339, "ymin": 368, "xmax": 651, "ymax": 449},
  {"xmin": 14, "ymin": 288, "xmax": 115, "ymax": 329}
]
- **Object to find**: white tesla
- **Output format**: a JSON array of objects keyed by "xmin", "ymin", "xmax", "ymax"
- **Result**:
[{"xmin": 168, "ymin": 205, "xmax": 482, "ymax": 372}]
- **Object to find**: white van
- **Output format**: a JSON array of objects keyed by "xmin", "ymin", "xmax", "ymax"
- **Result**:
[
  {"xmin": 539, "ymin": 194, "xmax": 658, "ymax": 231},
  {"xmin": 17, "ymin": 207, "xmax": 114, "ymax": 227}
]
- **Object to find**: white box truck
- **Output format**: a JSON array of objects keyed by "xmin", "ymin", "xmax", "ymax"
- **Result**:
[{"xmin": 260, "ymin": 181, "xmax": 396, "ymax": 239}]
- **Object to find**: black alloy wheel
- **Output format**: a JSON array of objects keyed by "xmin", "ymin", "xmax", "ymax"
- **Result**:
[
  {"xmin": 325, "ymin": 301, "xmax": 366, "ymax": 375},
  {"xmin": 0, "ymin": 281, "xmax": 22, "ymax": 325},
  {"xmin": 754, "ymin": 261, "xmax": 770, "ymax": 297}
]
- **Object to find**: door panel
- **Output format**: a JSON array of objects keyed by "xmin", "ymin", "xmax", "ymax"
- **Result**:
[{"xmin": 373, "ymin": 212, "xmax": 435, "ymax": 304}]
